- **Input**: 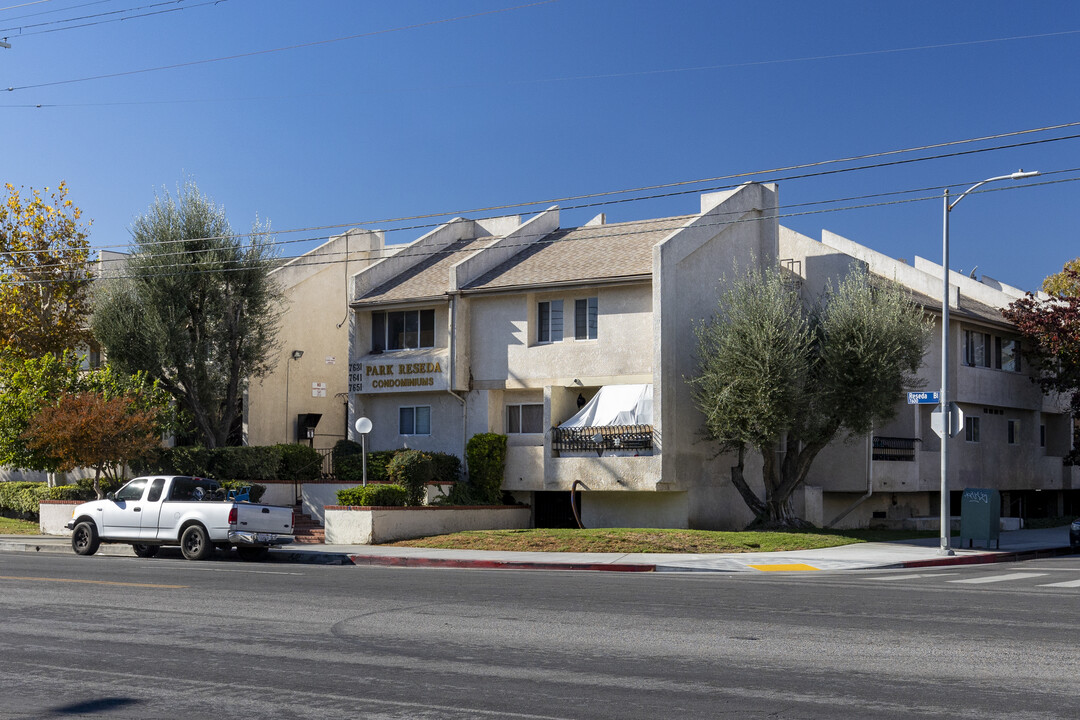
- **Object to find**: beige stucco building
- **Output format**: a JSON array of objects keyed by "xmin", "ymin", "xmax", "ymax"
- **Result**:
[
  {"xmin": 244, "ymin": 229, "xmax": 394, "ymax": 458},
  {"xmin": 254, "ymin": 182, "xmax": 1075, "ymax": 530}
]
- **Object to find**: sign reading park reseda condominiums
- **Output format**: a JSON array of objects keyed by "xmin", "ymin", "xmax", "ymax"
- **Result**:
[{"xmin": 348, "ymin": 353, "xmax": 449, "ymax": 394}]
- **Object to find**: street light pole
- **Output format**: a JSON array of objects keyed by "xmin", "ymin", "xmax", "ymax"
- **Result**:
[{"xmin": 939, "ymin": 170, "xmax": 1038, "ymax": 555}]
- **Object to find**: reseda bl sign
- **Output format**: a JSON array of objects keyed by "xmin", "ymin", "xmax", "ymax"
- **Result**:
[{"xmin": 907, "ymin": 391, "xmax": 940, "ymax": 404}]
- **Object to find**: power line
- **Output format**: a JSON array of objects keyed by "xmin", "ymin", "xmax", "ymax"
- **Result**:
[
  {"xmin": 4, "ymin": 121, "xmax": 1060, "ymax": 259},
  {"xmin": 64, "ymin": 123, "xmax": 1080, "ymax": 255},
  {"xmin": 6, "ymin": 173, "xmax": 1076, "ymax": 283},
  {"xmin": 0, "ymin": 0, "xmax": 55, "ymax": 13},
  {"xmin": 0, "ymin": 0, "xmax": 113, "ymax": 23},
  {"xmin": 0, "ymin": 0, "xmax": 228, "ymax": 38},
  {"xmin": 4, "ymin": 0, "xmax": 559, "ymax": 91}
]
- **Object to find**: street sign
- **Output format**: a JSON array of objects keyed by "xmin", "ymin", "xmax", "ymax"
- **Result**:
[
  {"xmin": 931, "ymin": 402, "xmax": 964, "ymax": 439},
  {"xmin": 907, "ymin": 391, "xmax": 940, "ymax": 405}
]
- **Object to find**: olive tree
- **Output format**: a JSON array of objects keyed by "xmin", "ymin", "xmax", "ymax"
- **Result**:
[
  {"xmin": 91, "ymin": 181, "xmax": 283, "ymax": 448},
  {"xmin": 690, "ymin": 264, "xmax": 930, "ymax": 528}
]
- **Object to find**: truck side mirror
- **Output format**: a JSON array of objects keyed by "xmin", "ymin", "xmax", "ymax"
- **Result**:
[{"xmin": 106, "ymin": 492, "xmax": 116, "ymax": 501}]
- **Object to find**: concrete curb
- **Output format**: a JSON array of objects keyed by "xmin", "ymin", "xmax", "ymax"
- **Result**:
[
  {"xmin": 899, "ymin": 545, "xmax": 1075, "ymax": 569},
  {"xmin": 343, "ymin": 554, "xmax": 658, "ymax": 572}
]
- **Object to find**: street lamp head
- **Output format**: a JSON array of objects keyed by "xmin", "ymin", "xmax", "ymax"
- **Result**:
[
  {"xmin": 1010, "ymin": 169, "xmax": 1039, "ymax": 179},
  {"xmin": 291, "ymin": 349, "xmax": 304, "ymax": 360}
]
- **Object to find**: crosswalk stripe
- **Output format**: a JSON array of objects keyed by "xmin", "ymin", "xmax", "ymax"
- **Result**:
[
  {"xmin": 1038, "ymin": 579, "xmax": 1080, "ymax": 588},
  {"xmin": 948, "ymin": 572, "xmax": 1048, "ymax": 585},
  {"xmin": 871, "ymin": 573, "xmax": 957, "ymax": 581}
]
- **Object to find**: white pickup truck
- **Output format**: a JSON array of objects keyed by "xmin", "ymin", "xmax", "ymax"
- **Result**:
[{"xmin": 66, "ymin": 475, "xmax": 294, "ymax": 561}]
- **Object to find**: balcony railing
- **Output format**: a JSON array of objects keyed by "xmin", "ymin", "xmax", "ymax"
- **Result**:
[
  {"xmin": 551, "ymin": 424, "xmax": 654, "ymax": 454},
  {"xmin": 872, "ymin": 436, "xmax": 920, "ymax": 462}
]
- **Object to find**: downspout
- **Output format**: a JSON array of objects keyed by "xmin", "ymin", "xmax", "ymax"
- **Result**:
[
  {"xmin": 447, "ymin": 293, "xmax": 468, "ymax": 475},
  {"xmin": 826, "ymin": 424, "xmax": 874, "ymax": 528}
]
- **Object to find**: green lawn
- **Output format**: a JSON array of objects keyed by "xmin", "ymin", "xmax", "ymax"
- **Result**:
[
  {"xmin": 390, "ymin": 527, "xmax": 937, "ymax": 553},
  {"xmin": 0, "ymin": 516, "xmax": 40, "ymax": 535}
]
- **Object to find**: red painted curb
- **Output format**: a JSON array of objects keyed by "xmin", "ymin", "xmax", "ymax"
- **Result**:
[
  {"xmin": 346, "ymin": 555, "xmax": 656, "ymax": 572},
  {"xmin": 901, "ymin": 546, "xmax": 1074, "ymax": 569}
]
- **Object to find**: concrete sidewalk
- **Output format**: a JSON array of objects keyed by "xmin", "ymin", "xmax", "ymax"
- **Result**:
[{"xmin": 1, "ymin": 526, "xmax": 1073, "ymax": 572}]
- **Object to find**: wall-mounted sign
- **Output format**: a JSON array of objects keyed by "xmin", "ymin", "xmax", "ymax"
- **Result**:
[
  {"xmin": 311, "ymin": 382, "xmax": 327, "ymax": 398},
  {"xmin": 348, "ymin": 361, "xmax": 363, "ymax": 393},
  {"xmin": 349, "ymin": 352, "xmax": 449, "ymax": 394}
]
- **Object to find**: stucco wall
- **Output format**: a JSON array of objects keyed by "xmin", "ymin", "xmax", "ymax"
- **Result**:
[
  {"xmin": 468, "ymin": 284, "xmax": 654, "ymax": 388},
  {"xmin": 581, "ymin": 491, "xmax": 688, "ymax": 529},
  {"xmin": 324, "ymin": 505, "xmax": 531, "ymax": 544},
  {"xmin": 246, "ymin": 230, "xmax": 383, "ymax": 450}
]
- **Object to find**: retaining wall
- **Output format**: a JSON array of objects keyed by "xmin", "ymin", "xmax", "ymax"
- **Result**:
[{"xmin": 324, "ymin": 505, "xmax": 531, "ymax": 544}]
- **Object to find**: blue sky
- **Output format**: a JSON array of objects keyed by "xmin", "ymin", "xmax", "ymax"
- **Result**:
[{"xmin": 2, "ymin": 0, "xmax": 1077, "ymax": 292}]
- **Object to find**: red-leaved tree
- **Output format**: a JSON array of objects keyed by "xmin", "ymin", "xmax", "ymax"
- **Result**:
[
  {"xmin": 1002, "ymin": 267, "xmax": 1080, "ymax": 461},
  {"xmin": 22, "ymin": 392, "xmax": 162, "ymax": 498}
]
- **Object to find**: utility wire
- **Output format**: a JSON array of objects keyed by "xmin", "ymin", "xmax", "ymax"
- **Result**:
[
  {"xmin": 0, "ymin": 0, "xmax": 113, "ymax": 23},
  {"xmin": 60, "ymin": 124, "xmax": 1080, "ymax": 255},
  {"xmin": 0, "ymin": 0, "xmax": 227, "ymax": 38},
  {"xmin": 6, "ymin": 173, "xmax": 1076, "ymax": 282},
  {"xmin": 2, "ymin": 121, "xmax": 1064, "ymax": 257},
  {"xmin": 0, "ymin": 0, "xmax": 54, "ymax": 13},
  {"xmin": 4, "ymin": 0, "xmax": 559, "ymax": 91}
]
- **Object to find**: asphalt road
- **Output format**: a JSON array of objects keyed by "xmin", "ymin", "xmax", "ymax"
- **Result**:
[{"xmin": 2, "ymin": 551, "xmax": 1079, "ymax": 719}]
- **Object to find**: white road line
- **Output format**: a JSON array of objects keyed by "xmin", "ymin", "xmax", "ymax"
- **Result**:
[
  {"xmin": 948, "ymin": 572, "xmax": 1048, "ymax": 585},
  {"xmin": 871, "ymin": 573, "xmax": 958, "ymax": 581},
  {"xmin": 1038, "ymin": 579, "xmax": 1080, "ymax": 588}
]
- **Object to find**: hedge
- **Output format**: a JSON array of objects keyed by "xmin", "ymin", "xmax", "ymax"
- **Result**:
[
  {"xmin": 0, "ymin": 481, "xmax": 99, "ymax": 518},
  {"xmin": 332, "ymin": 440, "xmax": 460, "ymax": 487},
  {"xmin": 131, "ymin": 444, "xmax": 321, "ymax": 484},
  {"xmin": 336, "ymin": 484, "xmax": 408, "ymax": 507}
]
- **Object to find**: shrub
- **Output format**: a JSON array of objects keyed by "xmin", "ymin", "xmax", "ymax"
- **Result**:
[
  {"xmin": 276, "ymin": 443, "xmax": 323, "ymax": 483},
  {"xmin": 166, "ymin": 446, "xmax": 214, "ymax": 476},
  {"xmin": 333, "ymin": 440, "xmax": 395, "ymax": 485},
  {"xmin": 428, "ymin": 452, "xmax": 462, "ymax": 485},
  {"xmin": 387, "ymin": 450, "xmax": 433, "ymax": 506},
  {"xmin": 50, "ymin": 484, "xmax": 97, "ymax": 501},
  {"xmin": 212, "ymin": 446, "xmax": 280, "ymax": 482},
  {"xmin": 336, "ymin": 483, "xmax": 408, "ymax": 507},
  {"xmin": 466, "ymin": 433, "xmax": 507, "ymax": 505},
  {"xmin": 0, "ymin": 482, "xmax": 48, "ymax": 517}
]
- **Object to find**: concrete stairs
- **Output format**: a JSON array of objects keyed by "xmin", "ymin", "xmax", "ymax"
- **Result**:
[{"xmin": 292, "ymin": 506, "xmax": 325, "ymax": 544}]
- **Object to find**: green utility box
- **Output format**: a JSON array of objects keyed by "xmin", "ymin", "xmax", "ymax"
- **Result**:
[{"xmin": 960, "ymin": 488, "xmax": 1001, "ymax": 549}]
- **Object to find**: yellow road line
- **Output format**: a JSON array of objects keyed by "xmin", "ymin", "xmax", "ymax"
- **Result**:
[
  {"xmin": 0, "ymin": 575, "xmax": 187, "ymax": 589},
  {"xmin": 746, "ymin": 563, "xmax": 820, "ymax": 572}
]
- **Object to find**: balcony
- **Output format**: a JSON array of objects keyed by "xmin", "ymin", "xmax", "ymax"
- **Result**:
[
  {"xmin": 872, "ymin": 436, "xmax": 920, "ymax": 462},
  {"xmin": 551, "ymin": 424, "xmax": 654, "ymax": 456}
]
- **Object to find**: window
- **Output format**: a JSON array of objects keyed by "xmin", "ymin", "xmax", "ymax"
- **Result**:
[
  {"xmin": 507, "ymin": 403, "xmax": 544, "ymax": 434},
  {"xmin": 965, "ymin": 416, "xmax": 980, "ymax": 443},
  {"xmin": 1040, "ymin": 423, "xmax": 1046, "ymax": 448},
  {"xmin": 1007, "ymin": 419, "xmax": 1019, "ymax": 445},
  {"xmin": 963, "ymin": 330, "xmax": 991, "ymax": 367},
  {"xmin": 371, "ymin": 309, "xmax": 435, "ymax": 352},
  {"xmin": 146, "ymin": 478, "xmax": 166, "ymax": 503},
  {"xmin": 574, "ymin": 297, "xmax": 598, "ymax": 340},
  {"xmin": 399, "ymin": 406, "xmax": 431, "ymax": 435},
  {"xmin": 115, "ymin": 478, "xmax": 148, "ymax": 502},
  {"xmin": 996, "ymin": 337, "xmax": 1021, "ymax": 372},
  {"xmin": 537, "ymin": 300, "xmax": 563, "ymax": 343}
]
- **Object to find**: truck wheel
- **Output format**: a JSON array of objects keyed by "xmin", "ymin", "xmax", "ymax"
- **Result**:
[
  {"xmin": 180, "ymin": 525, "xmax": 212, "ymax": 561},
  {"xmin": 132, "ymin": 544, "xmax": 159, "ymax": 558},
  {"xmin": 236, "ymin": 546, "xmax": 269, "ymax": 562},
  {"xmin": 71, "ymin": 521, "xmax": 100, "ymax": 556}
]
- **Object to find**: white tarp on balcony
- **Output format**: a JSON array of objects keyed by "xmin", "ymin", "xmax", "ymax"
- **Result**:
[{"xmin": 559, "ymin": 384, "xmax": 653, "ymax": 428}]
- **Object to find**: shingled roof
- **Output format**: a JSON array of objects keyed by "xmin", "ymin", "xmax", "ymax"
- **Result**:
[
  {"xmin": 355, "ymin": 235, "xmax": 495, "ymax": 305},
  {"xmin": 463, "ymin": 215, "xmax": 693, "ymax": 292}
]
